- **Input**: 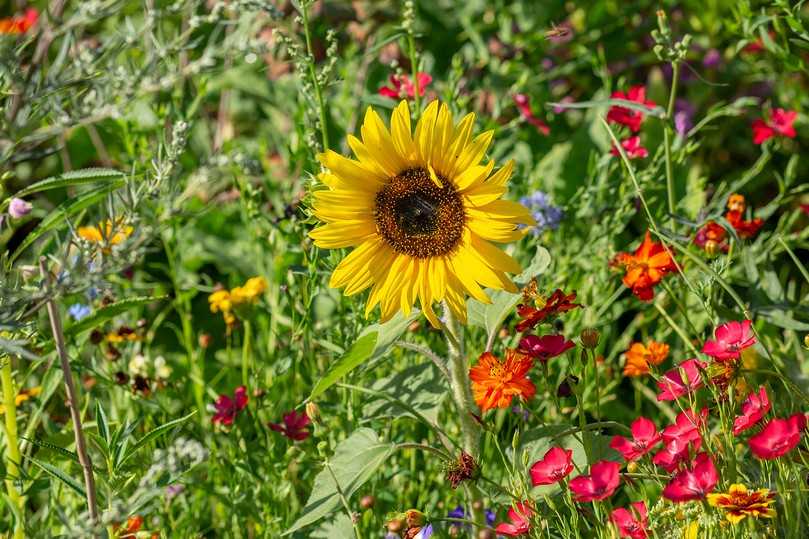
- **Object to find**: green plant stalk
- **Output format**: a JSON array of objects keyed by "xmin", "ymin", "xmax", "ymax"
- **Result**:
[
  {"xmin": 242, "ymin": 319, "xmax": 252, "ymax": 387},
  {"xmin": 324, "ymin": 460, "xmax": 362, "ymax": 539},
  {"xmin": 1, "ymin": 359, "xmax": 25, "ymax": 539},
  {"xmin": 407, "ymin": 32, "xmax": 421, "ymax": 118},
  {"xmin": 664, "ymin": 61, "xmax": 680, "ymax": 228},
  {"xmin": 301, "ymin": 1, "xmax": 330, "ymax": 150}
]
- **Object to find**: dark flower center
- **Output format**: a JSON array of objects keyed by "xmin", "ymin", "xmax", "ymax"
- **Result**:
[{"xmin": 375, "ymin": 167, "xmax": 465, "ymax": 258}]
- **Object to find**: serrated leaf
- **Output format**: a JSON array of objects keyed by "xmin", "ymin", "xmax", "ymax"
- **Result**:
[
  {"xmin": 64, "ymin": 296, "xmax": 166, "ymax": 338},
  {"xmin": 9, "ymin": 168, "xmax": 124, "ymax": 200},
  {"xmin": 27, "ymin": 457, "xmax": 86, "ymax": 498},
  {"xmin": 118, "ymin": 411, "xmax": 196, "ymax": 468},
  {"xmin": 284, "ymin": 428, "xmax": 393, "ymax": 535}
]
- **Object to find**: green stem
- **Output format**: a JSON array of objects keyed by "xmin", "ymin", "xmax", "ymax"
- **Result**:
[
  {"xmin": 1, "ymin": 358, "xmax": 25, "ymax": 539},
  {"xmin": 241, "ymin": 319, "xmax": 252, "ymax": 387},
  {"xmin": 301, "ymin": 1, "xmax": 329, "ymax": 150},
  {"xmin": 407, "ymin": 29, "xmax": 421, "ymax": 118},
  {"xmin": 664, "ymin": 61, "xmax": 680, "ymax": 228}
]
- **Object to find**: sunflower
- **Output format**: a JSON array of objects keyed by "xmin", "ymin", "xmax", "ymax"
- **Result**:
[{"xmin": 309, "ymin": 100, "xmax": 534, "ymax": 326}]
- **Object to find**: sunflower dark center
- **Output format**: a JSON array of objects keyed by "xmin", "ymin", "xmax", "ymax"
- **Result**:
[{"xmin": 375, "ymin": 167, "xmax": 465, "ymax": 258}]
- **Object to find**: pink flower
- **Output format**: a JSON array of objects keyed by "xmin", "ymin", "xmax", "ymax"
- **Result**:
[
  {"xmin": 530, "ymin": 447, "xmax": 574, "ymax": 486},
  {"xmin": 513, "ymin": 94, "xmax": 550, "ymax": 135},
  {"xmin": 662, "ymin": 409, "xmax": 708, "ymax": 446},
  {"xmin": 495, "ymin": 502, "xmax": 533, "ymax": 536},
  {"xmin": 518, "ymin": 334, "xmax": 575, "ymax": 362},
  {"xmin": 610, "ymin": 136, "xmax": 648, "ymax": 159},
  {"xmin": 8, "ymin": 198, "xmax": 32, "ymax": 219},
  {"xmin": 212, "ymin": 386, "xmax": 248, "ymax": 426},
  {"xmin": 749, "ymin": 413, "xmax": 807, "ymax": 460},
  {"xmin": 752, "ymin": 108, "xmax": 797, "ymax": 144},
  {"xmin": 652, "ymin": 437, "xmax": 691, "ymax": 472},
  {"xmin": 269, "ymin": 410, "xmax": 311, "ymax": 441},
  {"xmin": 606, "ymin": 86, "xmax": 656, "ymax": 132},
  {"xmin": 662, "ymin": 452, "xmax": 719, "ymax": 502},
  {"xmin": 610, "ymin": 501, "xmax": 648, "ymax": 539},
  {"xmin": 656, "ymin": 359, "xmax": 706, "ymax": 401},
  {"xmin": 733, "ymin": 386, "xmax": 771, "ymax": 435},
  {"xmin": 568, "ymin": 460, "xmax": 621, "ymax": 502},
  {"xmin": 609, "ymin": 417, "xmax": 662, "ymax": 461},
  {"xmin": 378, "ymin": 72, "xmax": 432, "ymax": 100},
  {"xmin": 701, "ymin": 320, "xmax": 756, "ymax": 361}
]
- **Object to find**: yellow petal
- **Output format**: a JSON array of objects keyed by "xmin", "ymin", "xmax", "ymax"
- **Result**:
[
  {"xmin": 464, "ymin": 184, "xmax": 507, "ymax": 207},
  {"xmin": 414, "ymin": 100, "xmax": 440, "ymax": 165},
  {"xmin": 391, "ymin": 100, "xmax": 416, "ymax": 163},
  {"xmin": 486, "ymin": 160, "xmax": 514, "ymax": 187},
  {"xmin": 454, "ymin": 161, "xmax": 494, "ymax": 192},
  {"xmin": 318, "ymin": 150, "xmax": 386, "ymax": 188},
  {"xmin": 469, "ymin": 233, "xmax": 522, "ymax": 274},
  {"xmin": 309, "ymin": 221, "xmax": 377, "ymax": 248}
]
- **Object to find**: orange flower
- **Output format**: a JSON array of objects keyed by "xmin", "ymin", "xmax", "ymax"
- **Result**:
[
  {"xmin": 725, "ymin": 194, "xmax": 763, "ymax": 239},
  {"xmin": 469, "ymin": 350, "xmax": 535, "ymax": 412},
  {"xmin": 0, "ymin": 9, "xmax": 37, "ymax": 34},
  {"xmin": 706, "ymin": 484, "xmax": 776, "ymax": 524},
  {"xmin": 611, "ymin": 231, "xmax": 677, "ymax": 301},
  {"xmin": 623, "ymin": 340, "xmax": 669, "ymax": 377}
]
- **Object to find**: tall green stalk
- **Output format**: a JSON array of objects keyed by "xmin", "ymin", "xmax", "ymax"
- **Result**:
[
  {"xmin": 663, "ymin": 60, "xmax": 680, "ymax": 229},
  {"xmin": 1, "ymin": 358, "xmax": 25, "ymax": 539},
  {"xmin": 301, "ymin": 0, "xmax": 329, "ymax": 151}
]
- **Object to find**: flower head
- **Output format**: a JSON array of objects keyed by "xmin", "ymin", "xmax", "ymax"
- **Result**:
[
  {"xmin": 269, "ymin": 410, "xmax": 311, "ymax": 441},
  {"xmin": 516, "ymin": 288, "xmax": 581, "ymax": 332},
  {"xmin": 694, "ymin": 221, "xmax": 729, "ymax": 254},
  {"xmin": 611, "ymin": 231, "xmax": 678, "ymax": 301},
  {"xmin": 702, "ymin": 320, "xmax": 756, "ymax": 362},
  {"xmin": 610, "ymin": 417, "xmax": 662, "ymax": 461},
  {"xmin": 724, "ymin": 194, "xmax": 764, "ymax": 239},
  {"xmin": 8, "ymin": 198, "xmax": 32, "ymax": 219},
  {"xmin": 518, "ymin": 334, "xmax": 574, "ymax": 363},
  {"xmin": 0, "ymin": 386, "xmax": 42, "ymax": 414},
  {"xmin": 568, "ymin": 460, "xmax": 621, "ymax": 502},
  {"xmin": 607, "ymin": 86, "xmax": 656, "ymax": 133},
  {"xmin": 469, "ymin": 350, "xmax": 535, "ymax": 412},
  {"xmin": 752, "ymin": 108, "xmax": 797, "ymax": 144},
  {"xmin": 662, "ymin": 452, "xmax": 718, "ymax": 502},
  {"xmin": 610, "ymin": 136, "xmax": 648, "ymax": 159},
  {"xmin": 68, "ymin": 303, "xmax": 92, "ymax": 321},
  {"xmin": 707, "ymin": 484, "xmax": 776, "ymax": 524},
  {"xmin": 444, "ymin": 450, "xmax": 478, "ymax": 489},
  {"xmin": 611, "ymin": 501, "xmax": 648, "ymax": 539},
  {"xmin": 378, "ymin": 72, "xmax": 432, "ymax": 100},
  {"xmin": 78, "ymin": 220, "xmax": 133, "ymax": 248},
  {"xmin": 310, "ymin": 100, "xmax": 534, "ymax": 327},
  {"xmin": 0, "ymin": 9, "xmax": 37, "ymax": 34},
  {"xmin": 652, "ymin": 437, "xmax": 692, "ymax": 472},
  {"xmin": 662, "ymin": 408, "xmax": 708, "ymax": 446},
  {"xmin": 519, "ymin": 191, "xmax": 563, "ymax": 235},
  {"xmin": 513, "ymin": 94, "xmax": 550, "ymax": 135},
  {"xmin": 212, "ymin": 386, "xmax": 248, "ymax": 426},
  {"xmin": 623, "ymin": 340, "xmax": 669, "ymax": 377},
  {"xmin": 657, "ymin": 359, "xmax": 706, "ymax": 401},
  {"xmin": 495, "ymin": 502, "xmax": 533, "ymax": 537},
  {"xmin": 733, "ymin": 386, "xmax": 770, "ymax": 435},
  {"xmin": 749, "ymin": 413, "xmax": 807, "ymax": 460},
  {"xmin": 529, "ymin": 447, "xmax": 574, "ymax": 486}
]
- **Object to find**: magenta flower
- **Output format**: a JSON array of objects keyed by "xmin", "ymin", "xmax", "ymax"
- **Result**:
[
  {"xmin": 494, "ymin": 501, "xmax": 533, "ymax": 536},
  {"xmin": 662, "ymin": 452, "xmax": 719, "ymax": 502},
  {"xmin": 610, "ymin": 136, "xmax": 648, "ymax": 159},
  {"xmin": 378, "ymin": 72, "xmax": 432, "ymax": 100},
  {"xmin": 702, "ymin": 320, "xmax": 756, "ymax": 361},
  {"xmin": 568, "ymin": 460, "xmax": 621, "ymax": 502},
  {"xmin": 269, "ymin": 410, "xmax": 311, "ymax": 441},
  {"xmin": 513, "ymin": 94, "xmax": 550, "ymax": 135},
  {"xmin": 662, "ymin": 408, "xmax": 708, "ymax": 446},
  {"xmin": 749, "ymin": 413, "xmax": 807, "ymax": 460},
  {"xmin": 733, "ymin": 386, "xmax": 771, "ymax": 435},
  {"xmin": 609, "ymin": 417, "xmax": 662, "ymax": 461},
  {"xmin": 610, "ymin": 501, "xmax": 648, "ymax": 539},
  {"xmin": 652, "ymin": 437, "xmax": 691, "ymax": 473},
  {"xmin": 212, "ymin": 386, "xmax": 248, "ymax": 426},
  {"xmin": 529, "ymin": 447, "xmax": 574, "ymax": 486},
  {"xmin": 518, "ymin": 334, "xmax": 575, "ymax": 363},
  {"xmin": 8, "ymin": 197, "xmax": 32, "ymax": 219},
  {"xmin": 656, "ymin": 359, "xmax": 706, "ymax": 401},
  {"xmin": 752, "ymin": 108, "xmax": 798, "ymax": 144}
]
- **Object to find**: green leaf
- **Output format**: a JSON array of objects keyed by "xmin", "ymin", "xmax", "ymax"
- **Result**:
[
  {"xmin": 27, "ymin": 457, "xmax": 86, "ymax": 498},
  {"xmin": 284, "ymin": 428, "xmax": 394, "ymax": 535},
  {"xmin": 65, "ymin": 296, "xmax": 166, "ymax": 338},
  {"xmin": 547, "ymin": 98, "xmax": 665, "ymax": 117},
  {"xmin": 8, "ymin": 168, "xmax": 124, "ymax": 201},
  {"xmin": 95, "ymin": 402, "xmax": 110, "ymax": 448},
  {"xmin": 10, "ymin": 179, "xmax": 125, "ymax": 261},
  {"xmin": 0, "ymin": 337, "xmax": 40, "ymax": 361},
  {"xmin": 118, "ymin": 411, "xmax": 196, "ymax": 468},
  {"xmin": 365, "ymin": 363, "xmax": 447, "ymax": 423},
  {"xmin": 310, "ymin": 514, "xmax": 355, "ymax": 539},
  {"xmin": 308, "ymin": 332, "xmax": 378, "ymax": 401}
]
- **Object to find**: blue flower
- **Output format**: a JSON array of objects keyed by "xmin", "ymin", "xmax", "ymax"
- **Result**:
[
  {"xmin": 68, "ymin": 303, "xmax": 92, "ymax": 321},
  {"xmin": 413, "ymin": 524, "xmax": 432, "ymax": 539},
  {"xmin": 519, "ymin": 191, "xmax": 564, "ymax": 235},
  {"xmin": 446, "ymin": 505, "xmax": 496, "ymax": 527}
]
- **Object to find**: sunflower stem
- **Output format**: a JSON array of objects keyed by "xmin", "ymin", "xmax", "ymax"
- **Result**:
[{"xmin": 1, "ymin": 357, "xmax": 25, "ymax": 539}]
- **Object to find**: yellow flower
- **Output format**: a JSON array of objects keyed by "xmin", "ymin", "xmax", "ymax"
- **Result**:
[
  {"xmin": 105, "ymin": 327, "xmax": 139, "ymax": 343},
  {"xmin": 706, "ymin": 483, "xmax": 776, "ymax": 524},
  {"xmin": 309, "ymin": 100, "xmax": 534, "ymax": 327},
  {"xmin": 208, "ymin": 290, "xmax": 233, "ymax": 314},
  {"xmin": 0, "ymin": 386, "xmax": 42, "ymax": 414},
  {"xmin": 77, "ymin": 219, "xmax": 133, "ymax": 247},
  {"xmin": 208, "ymin": 276, "xmax": 266, "ymax": 330},
  {"xmin": 230, "ymin": 276, "xmax": 267, "ymax": 305}
]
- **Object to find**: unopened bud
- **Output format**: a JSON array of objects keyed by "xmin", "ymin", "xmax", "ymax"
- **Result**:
[
  {"xmin": 580, "ymin": 328, "xmax": 600, "ymax": 349},
  {"xmin": 472, "ymin": 499, "xmax": 483, "ymax": 511},
  {"xmin": 360, "ymin": 495, "xmax": 375, "ymax": 509},
  {"xmin": 305, "ymin": 402, "xmax": 320, "ymax": 423},
  {"xmin": 626, "ymin": 461, "xmax": 639, "ymax": 473},
  {"xmin": 404, "ymin": 510, "xmax": 426, "ymax": 528},
  {"xmin": 316, "ymin": 441, "xmax": 328, "ymax": 456},
  {"xmin": 478, "ymin": 530, "xmax": 497, "ymax": 539},
  {"xmin": 198, "ymin": 333, "xmax": 212, "ymax": 348},
  {"xmin": 387, "ymin": 518, "xmax": 405, "ymax": 533}
]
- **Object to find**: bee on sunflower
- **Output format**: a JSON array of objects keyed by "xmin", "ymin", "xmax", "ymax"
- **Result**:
[{"xmin": 309, "ymin": 100, "xmax": 534, "ymax": 327}]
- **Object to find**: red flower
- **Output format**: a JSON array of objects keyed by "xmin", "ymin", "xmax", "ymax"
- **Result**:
[
  {"xmin": 726, "ymin": 211, "xmax": 764, "ymax": 239},
  {"xmin": 694, "ymin": 221, "xmax": 729, "ymax": 254},
  {"xmin": 0, "ymin": 8, "xmax": 37, "ymax": 34},
  {"xmin": 518, "ymin": 334, "xmax": 575, "ymax": 362},
  {"xmin": 610, "ymin": 502, "xmax": 648, "ymax": 539},
  {"xmin": 800, "ymin": 203, "xmax": 809, "ymax": 216},
  {"xmin": 749, "ymin": 413, "xmax": 807, "ymax": 460},
  {"xmin": 733, "ymin": 386, "xmax": 771, "ymax": 435},
  {"xmin": 652, "ymin": 437, "xmax": 692, "ymax": 472},
  {"xmin": 495, "ymin": 501, "xmax": 533, "ymax": 536},
  {"xmin": 516, "ymin": 288, "xmax": 581, "ymax": 332},
  {"xmin": 378, "ymin": 72, "xmax": 432, "ymax": 100},
  {"xmin": 752, "ymin": 108, "xmax": 797, "ymax": 144},
  {"xmin": 662, "ymin": 409, "xmax": 708, "ymax": 446},
  {"xmin": 702, "ymin": 320, "xmax": 756, "ymax": 362},
  {"xmin": 530, "ymin": 447, "xmax": 574, "ymax": 486},
  {"xmin": 610, "ymin": 417, "xmax": 662, "ymax": 461},
  {"xmin": 610, "ymin": 136, "xmax": 648, "ymax": 159},
  {"xmin": 212, "ymin": 386, "xmax": 248, "ymax": 425},
  {"xmin": 513, "ymin": 94, "xmax": 550, "ymax": 135},
  {"xmin": 607, "ymin": 86, "xmax": 656, "ymax": 133},
  {"xmin": 269, "ymin": 410, "xmax": 311, "ymax": 441},
  {"xmin": 611, "ymin": 231, "xmax": 678, "ymax": 301},
  {"xmin": 568, "ymin": 460, "xmax": 621, "ymax": 502},
  {"xmin": 656, "ymin": 359, "xmax": 706, "ymax": 401},
  {"xmin": 662, "ymin": 452, "xmax": 719, "ymax": 502}
]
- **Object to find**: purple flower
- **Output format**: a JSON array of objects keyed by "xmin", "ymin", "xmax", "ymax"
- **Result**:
[
  {"xmin": 674, "ymin": 99, "xmax": 696, "ymax": 137},
  {"xmin": 446, "ymin": 505, "xmax": 496, "ymax": 526},
  {"xmin": 166, "ymin": 484, "xmax": 184, "ymax": 499},
  {"xmin": 519, "ymin": 191, "xmax": 564, "ymax": 235},
  {"xmin": 703, "ymin": 48, "xmax": 721, "ymax": 68},
  {"xmin": 414, "ymin": 524, "xmax": 433, "ymax": 539},
  {"xmin": 68, "ymin": 303, "xmax": 92, "ymax": 321},
  {"xmin": 8, "ymin": 198, "xmax": 32, "ymax": 219}
]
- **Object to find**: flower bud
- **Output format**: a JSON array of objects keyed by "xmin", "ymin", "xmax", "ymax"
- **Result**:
[
  {"xmin": 626, "ymin": 461, "xmax": 639, "ymax": 473},
  {"xmin": 580, "ymin": 328, "xmax": 599, "ymax": 349},
  {"xmin": 305, "ymin": 401, "xmax": 320, "ymax": 423},
  {"xmin": 360, "ymin": 495, "xmax": 375, "ymax": 509},
  {"xmin": 478, "ymin": 530, "xmax": 496, "ymax": 539},
  {"xmin": 471, "ymin": 499, "xmax": 483, "ymax": 511},
  {"xmin": 198, "ymin": 333, "xmax": 212, "ymax": 349},
  {"xmin": 404, "ymin": 510, "xmax": 426, "ymax": 528},
  {"xmin": 8, "ymin": 198, "xmax": 32, "ymax": 219},
  {"xmin": 387, "ymin": 518, "xmax": 405, "ymax": 533}
]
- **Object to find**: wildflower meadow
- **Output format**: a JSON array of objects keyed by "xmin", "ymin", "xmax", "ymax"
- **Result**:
[{"xmin": 2, "ymin": 1, "xmax": 809, "ymax": 537}]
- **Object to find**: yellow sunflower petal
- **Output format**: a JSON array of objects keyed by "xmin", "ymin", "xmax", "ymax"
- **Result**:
[
  {"xmin": 391, "ymin": 100, "xmax": 416, "ymax": 163},
  {"xmin": 468, "ymin": 199, "xmax": 536, "ymax": 225},
  {"xmin": 486, "ymin": 160, "xmax": 515, "ymax": 187},
  {"xmin": 453, "ymin": 129, "xmax": 494, "ymax": 173},
  {"xmin": 318, "ymin": 150, "xmax": 386, "ymax": 187},
  {"xmin": 309, "ymin": 220, "xmax": 377, "ymax": 248},
  {"xmin": 469, "ymin": 233, "xmax": 522, "ymax": 274},
  {"xmin": 464, "ymin": 183, "xmax": 508, "ymax": 207},
  {"xmin": 454, "ymin": 161, "xmax": 494, "ymax": 192},
  {"xmin": 414, "ymin": 100, "xmax": 440, "ymax": 165}
]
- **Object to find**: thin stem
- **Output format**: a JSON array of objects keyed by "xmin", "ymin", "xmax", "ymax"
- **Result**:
[
  {"xmin": 324, "ymin": 461, "xmax": 361, "ymax": 539},
  {"xmin": 407, "ymin": 29, "xmax": 421, "ymax": 118},
  {"xmin": 301, "ymin": 1, "xmax": 329, "ymax": 150},
  {"xmin": 1, "ymin": 358, "xmax": 25, "ymax": 539},
  {"xmin": 241, "ymin": 319, "xmax": 252, "ymax": 387},
  {"xmin": 664, "ymin": 61, "xmax": 680, "ymax": 228},
  {"xmin": 39, "ymin": 257, "xmax": 99, "ymax": 528}
]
